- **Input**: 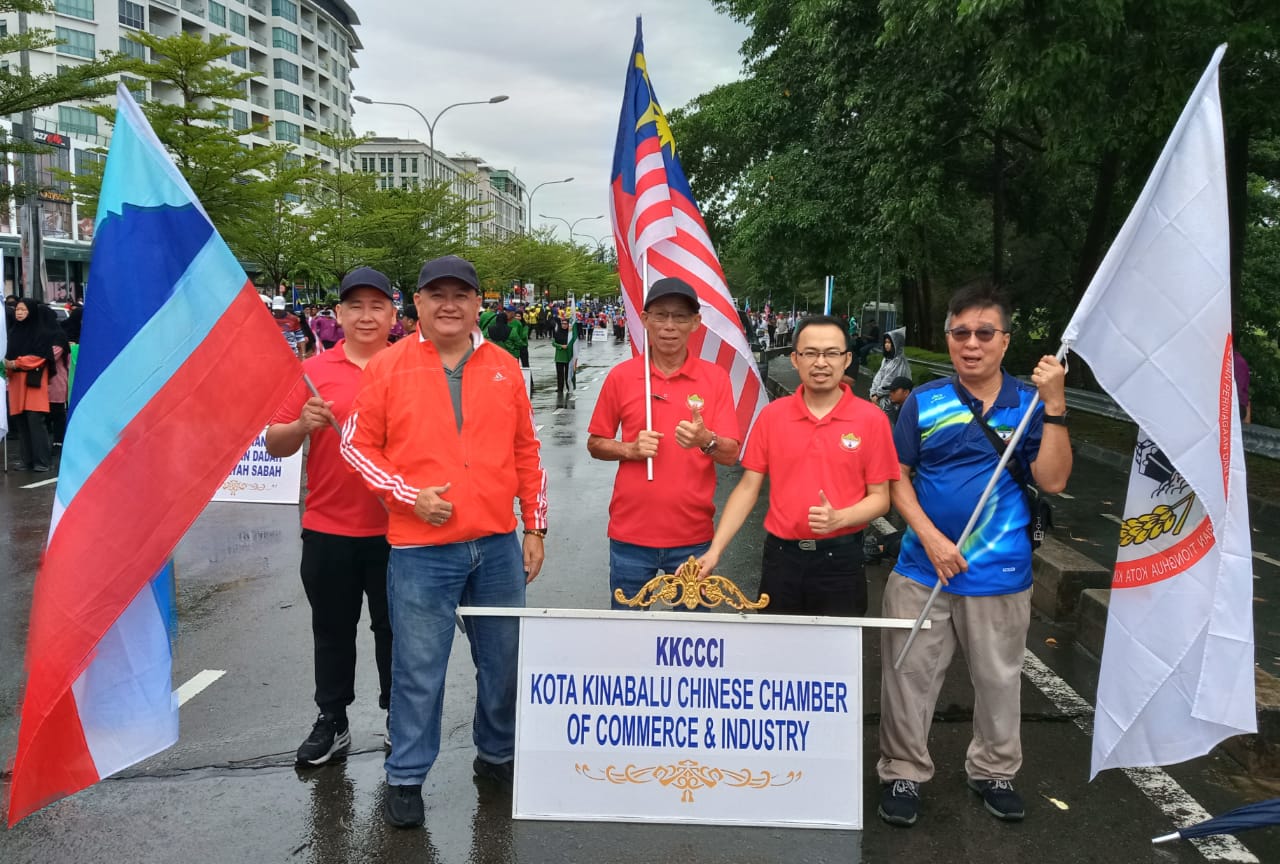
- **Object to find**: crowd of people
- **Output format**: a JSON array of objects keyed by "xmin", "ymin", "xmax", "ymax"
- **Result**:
[{"xmin": 6, "ymin": 266, "xmax": 1121, "ymax": 832}]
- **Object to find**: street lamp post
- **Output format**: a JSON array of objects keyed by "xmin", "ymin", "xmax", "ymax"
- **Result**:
[
  {"xmin": 524, "ymin": 177, "xmax": 574, "ymax": 233},
  {"xmin": 540, "ymin": 213, "xmax": 604, "ymax": 245},
  {"xmin": 353, "ymin": 94, "xmax": 508, "ymax": 183}
]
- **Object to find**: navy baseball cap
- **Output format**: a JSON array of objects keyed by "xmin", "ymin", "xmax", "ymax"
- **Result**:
[
  {"xmin": 417, "ymin": 255, "xmax": 480, "ymax": 292},
  {"xmin": 644, "ymin": 277, "xmax": 699, "ymax": 312},
  {"xmin": 339, "ymin": 266, "xmax": 394, "ymax": 300}
]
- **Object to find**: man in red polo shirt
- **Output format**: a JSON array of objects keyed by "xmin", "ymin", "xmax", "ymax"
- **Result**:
[
  {"xmin": 587, "ymin": 277, "xmax": 741, "ymax": 608},
  {"xmin": 266, "ymin": 267, "xmax": 397, "ymax": 765},
  {"xmin": 698, "ymin": 314, "xmax": 897, "ymax": 615}
]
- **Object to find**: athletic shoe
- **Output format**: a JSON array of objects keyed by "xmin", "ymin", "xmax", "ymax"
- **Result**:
[
  {"xmin": 473, "ymin": 757, "xmax": 514, "ymax": 785},
  {"xmin": 968, "ymin": 778, "xmax": 1026, "ymax": 821},
  {"xmin": 385, "ymin": 784, "xmax": 424, "ymax": 828},
  {"xmin": 877, "ymin": 779, "xmax": 920, "ymax": 827},
  {"xmin": 295, "ymin": 712, "xmax": 350, "ymax": 766}
]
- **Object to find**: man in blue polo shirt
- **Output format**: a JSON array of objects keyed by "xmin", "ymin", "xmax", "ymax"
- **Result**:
[{"xmin": 878, "ymin": 287, "xmax": 1072, "ymax": 828}]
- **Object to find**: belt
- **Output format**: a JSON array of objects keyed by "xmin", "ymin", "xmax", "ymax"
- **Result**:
[{"xmin": 768, "ymin": 531, "xmax": 862, "ymax": 552}]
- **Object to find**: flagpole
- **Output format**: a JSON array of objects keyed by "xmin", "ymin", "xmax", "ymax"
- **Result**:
[
  {"xmin": 642, "ymin": 254, "xmax": 654, "ymax": 481},
  {"xmin": 893, "ymin": 342, "xmax": 1070, "ymax": 669}
]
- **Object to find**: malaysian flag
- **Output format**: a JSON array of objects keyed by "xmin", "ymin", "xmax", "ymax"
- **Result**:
[{"xmin": 609, "ymin": 18, "xmax": 767, "ymax": 446}]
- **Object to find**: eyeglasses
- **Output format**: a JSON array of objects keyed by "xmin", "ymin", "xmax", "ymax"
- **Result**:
[
  {"xmin": 795, "ymin": 349, "xmax": 848, "ymax": 361},
  {"xmin": 946, "ymin": 327, "xmax": 1009, "ymax": 343},
  {"xmin": 647, "ymin": 312, "xmax": 695, "ymax": 324}
]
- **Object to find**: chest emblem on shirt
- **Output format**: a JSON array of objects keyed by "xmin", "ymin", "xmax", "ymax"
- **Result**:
[
  {"xmin": 840, "ymin": 433, "xmax": 861, "ymax": 451},
  {"xmin": 493, "ymin": 372, "xmax": 506, "ymax": 382},
  {"xmin": 687, "ymin": 394, "xmax": 705, "ymax": 411},
  {"xmin": 994, "ymin": 424, "xmax": 1014, "ymax": 441}
]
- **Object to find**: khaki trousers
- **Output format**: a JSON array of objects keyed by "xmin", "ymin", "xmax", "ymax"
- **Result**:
[{"xmin": 878, "ymin": 572, "xmax": 1031, "ymax": 783}]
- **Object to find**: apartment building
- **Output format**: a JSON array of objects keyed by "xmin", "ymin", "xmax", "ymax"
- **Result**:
[
  {"xmin": 353, "ymin": 136, "xmax": 527, "ymax": 241},
  {"xmin": 0, "ymin": 0, "xmax": 361, "ymax": 297}
]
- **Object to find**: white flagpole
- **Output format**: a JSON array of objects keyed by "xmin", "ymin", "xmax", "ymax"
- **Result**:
[
  {"xmin": 642, "ymin": 254, "xmax": 654, "ymax": 481},
  {"xmin": 893, "ymin": 343, "xmax": 1070, "ymax": 669}
]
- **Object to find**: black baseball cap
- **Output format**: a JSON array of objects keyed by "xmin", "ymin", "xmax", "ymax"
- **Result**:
[
  {"xmin": 890, "ymin": 376, "xmax": 914, "ymax": 392},
  {"xmin": 417, "ymin": 255, "xmax": 480, "ymax": 292},
  {"xmin": 339, "ymin": 266, "xmax": 394, "ymax": 300},
  {"xmin": 644, "ymin": 277, "xmax": 699, "ymax": 312}
]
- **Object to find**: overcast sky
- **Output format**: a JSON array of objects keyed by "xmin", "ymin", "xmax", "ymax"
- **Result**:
[{"xmin": 347, "ymin": 0, "xmax": 749, "ymax": 245}]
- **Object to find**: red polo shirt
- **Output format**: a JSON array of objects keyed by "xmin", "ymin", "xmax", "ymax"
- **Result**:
[
  {"xmin": 270, "ymin": 340, "xmax": 388, "ymax": 537},
  {"xmin": 589, "ymin": 352, "xmax": 739, "ymax": 546},
  {"xmin": 742, "ymin": 384, "xmax": 898, "ymax": 540}
]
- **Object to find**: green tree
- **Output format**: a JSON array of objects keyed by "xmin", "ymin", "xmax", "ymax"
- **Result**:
[
  {"xmin": 302, "ymin": 130, "xmax": 375, "ymax": 285},
  {"xmin": 223, "ymin": 151, "xmax": 317, "ymax": 291},
  {"xmin": 355, "ymin": 180, "xmax": 480, "ymax": 291}
]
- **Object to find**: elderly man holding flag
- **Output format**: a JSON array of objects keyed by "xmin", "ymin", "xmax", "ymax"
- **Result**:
[{"xmin": 878, "ymin": 286, "xmax": 1072, "ymax": 827}]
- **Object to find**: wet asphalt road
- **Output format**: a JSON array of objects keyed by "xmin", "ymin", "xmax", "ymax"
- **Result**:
[{"xmin": 2, "ymin": 335, "xmax": 1279, "ymax": 863}]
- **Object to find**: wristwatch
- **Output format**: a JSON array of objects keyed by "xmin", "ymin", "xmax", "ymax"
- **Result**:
[
  {"xmin": 1042, "ymin": 412, "xmax": 1069, "ymax": 426},
  {"xmin": 700, "ymin": 431, "xmax": 719, "ymax": 455}
]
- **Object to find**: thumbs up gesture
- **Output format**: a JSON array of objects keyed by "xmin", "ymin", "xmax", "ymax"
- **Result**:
[
  {"xmin": 675, "ymin": 403, "xmax": 708, "ymax": 450},
  {"xmin": 808, "ymin": 489, "xmax": 844, "ymax": 535}
]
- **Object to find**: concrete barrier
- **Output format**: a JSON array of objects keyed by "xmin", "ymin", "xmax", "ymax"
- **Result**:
[
  {"xmin": 1076, "ymin": 588, "xmax": 1110, "ymax": 661},
  {"xmin": 1031, "ymin": 536, "xmax": 1113, "ymax": 622}
]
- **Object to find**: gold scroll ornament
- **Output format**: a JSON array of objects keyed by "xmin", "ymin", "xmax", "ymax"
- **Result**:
[
  {"xmin": 613, "ymin": 556, "xmax": 769, "ymax": 611},
  {"xmin": 576, "ymin": 759, "xmax": 801, "ymax": 803}
]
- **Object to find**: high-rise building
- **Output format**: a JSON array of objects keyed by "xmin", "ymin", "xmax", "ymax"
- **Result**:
[
  {"xmin": 353, "ymin": 136, "xmax": 526, "ymax": 241},
  {"xmin": 0, "ymin": 0, "xmax": 362, "ymax": 297}
]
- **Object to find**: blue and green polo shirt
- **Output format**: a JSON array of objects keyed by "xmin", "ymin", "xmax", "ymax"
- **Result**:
[{"xmin": 893, "ymin": 373, "xmax": 1044, "ymax": 596}]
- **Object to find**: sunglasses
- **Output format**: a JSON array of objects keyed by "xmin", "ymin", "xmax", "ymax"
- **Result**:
[{"xmin": 946, "ymin": 327, "xmax": 1009, "ymax": 343}]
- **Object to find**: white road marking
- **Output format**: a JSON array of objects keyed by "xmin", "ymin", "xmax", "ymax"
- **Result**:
[
  {"xmin": 553, "ymin": 409, "xmax": 563, "ymax": 416},
  {"xmin": 1252, "ymin": 551, "xmax": 1280, "ymax": 568},
  {"xmin": 1100, "ymin": 513, "xmax": 1123, "ymax": 525},
  {"xmin": 20, "ymin": 476, "xmax": 59, "ymax": 489},
  {"xmin": 536, "ymin": 425, "xmax": 544, "ymax": 433},
  {"xmin": 1021, "ymin": 652, "xmax": 1257, "ymax": 863},
  {"xmin": 176, "ymin": 669, "xmax": 226, "ymax": 707}
]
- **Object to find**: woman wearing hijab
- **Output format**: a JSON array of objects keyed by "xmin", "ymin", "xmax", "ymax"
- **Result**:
[
  {"xmin": 869, "ymin": 327, "xmax": 911, "ymax": 407},
  {"xmin": 40, "ymin": 304, "xmax": 71, "ymax": 446},
  {"xmin": 4, "ymin": 298, "xmax": 55, "ymax": 471}
]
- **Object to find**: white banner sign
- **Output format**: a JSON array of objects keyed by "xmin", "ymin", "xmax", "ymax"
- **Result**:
[
  {"xmin": 212, "ymin": 428, "xmax": 302, "ymax": 504},
  {"xmin": 513, "ymin": 613, "xmax": 863, "ymax": 829}
]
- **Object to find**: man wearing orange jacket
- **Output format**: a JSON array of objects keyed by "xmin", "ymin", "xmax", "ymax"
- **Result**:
[{"xmin": 341, "ymin": 255, "xmax": 548, "ymax": 830}]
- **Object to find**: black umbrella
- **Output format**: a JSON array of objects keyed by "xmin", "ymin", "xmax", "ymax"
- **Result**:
[{"xmin": 1152, "ymin": 798, "xmax": 1280, "ymax": 844}]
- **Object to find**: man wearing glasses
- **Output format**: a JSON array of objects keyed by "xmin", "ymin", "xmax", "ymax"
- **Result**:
[
  {"xmin": 877, "ymin": 287, "xmax": 1071, "ymax": 828},
  {"xmin": 697, "ymin": 314, "xmax": 898, "ymax": 615},
  {"xmin": 587, "ymin": 277, "xmax": 741, "ymax": 608}
]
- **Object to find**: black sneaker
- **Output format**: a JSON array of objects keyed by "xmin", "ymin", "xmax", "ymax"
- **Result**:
[
  {"xmin": 295, "ymin": 712, "xmax": 350, "ymax": 766},
  {"xmin": 968, "ymin": 778, "xmax": 1025, "ymax": 821},
  {"xmin": 473, "ymin": 757, "xmax": 514, "ymax": 785},
  {"xmin": 385, "ymin": 784, "xmax": 424, "ymax": 828},
  {"xmin": 878, "ymin": 779, "xmax": 920, "ymax": 827}
]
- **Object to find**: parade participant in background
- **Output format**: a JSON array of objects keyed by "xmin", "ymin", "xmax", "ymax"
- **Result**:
[
  {"xmin": 587, "ymin": 277, "xmax": 740, "ymax": 608},
  {"xmin": 341, "ymin": 254, "xmax": 547, "ymax": 829},
  {"xmin": 40, "ymin": 305, "xmax": 71, "ymax": 447},
  {"xmin": 698, "ymin": 315, "xmax": 896, "ymax": 615},
  {"xmin": 312, "ymin": 305, "xmax": 343, "ymax": 350},
  {"xmin": 271, "ymin": 295, "xmax": 305, "ymax": 356},
  {"xmin": 870, "ymin": 328, "xmax": 911, "ymax": 406},
  {"xmin": 4, "ymin": 299, "xmax": 55, "ymax": 472},
  {"xmin": 878, "ymin": 287, "xmax": 1071, "ymax": 828},
  {"xmin": 885, "ymin": 375, "xmax": 914, "ymax": 427},
  {"xmin": 552, "ymin": 312, "xmax": 575, "ymax": 403},
  {"xmin": 266, "ymin": 267, "xmax": 397, "ymax": 767}
]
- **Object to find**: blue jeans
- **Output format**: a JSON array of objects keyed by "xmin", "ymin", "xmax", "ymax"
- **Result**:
[
  {"xmin": 385, "ymin": 532, "xmax": 524, "ymax": 786},
  {"xmin": 609, "ymin": 539, "xmax": 711, "ymax": 611}
]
